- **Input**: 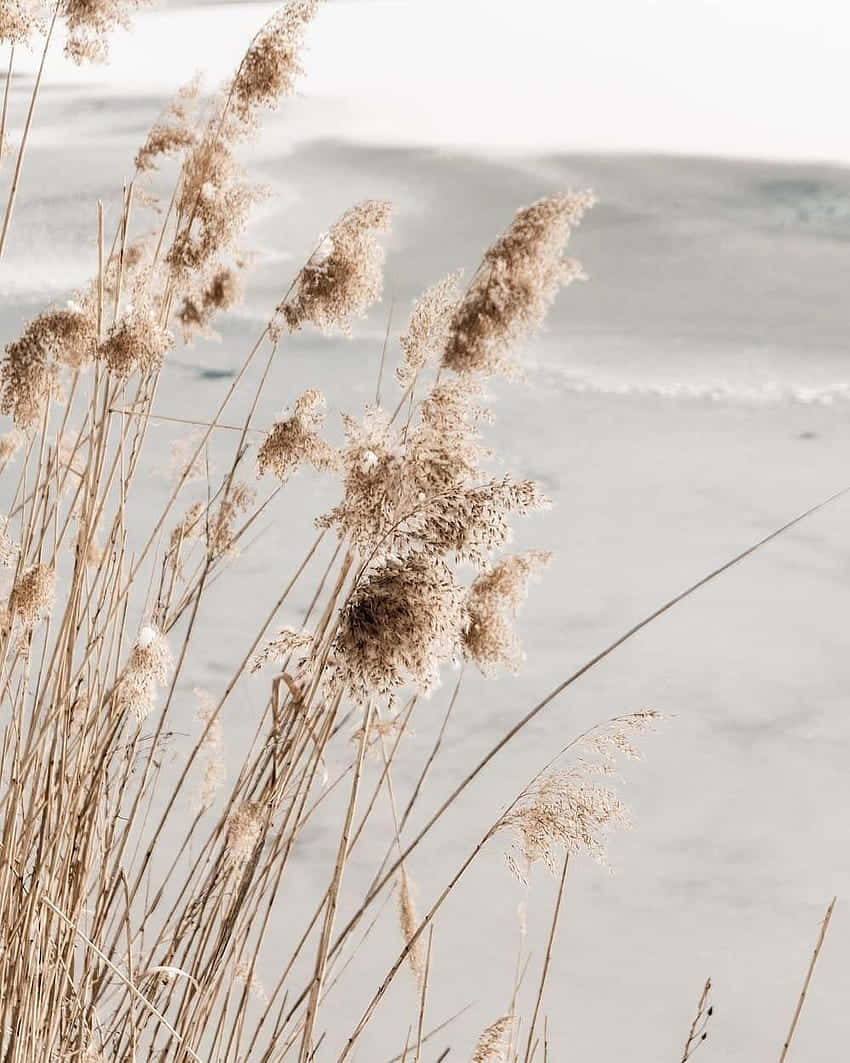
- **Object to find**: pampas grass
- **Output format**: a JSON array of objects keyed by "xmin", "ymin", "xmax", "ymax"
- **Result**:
[{"xmin": 0, "ymin": 3, "xmax": 841, "ymax": 1061}]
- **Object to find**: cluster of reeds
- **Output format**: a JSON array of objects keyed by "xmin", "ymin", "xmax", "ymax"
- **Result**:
[{"xmin": 0, "ymin": 2, "xmax": 836, "ymax": 1061}]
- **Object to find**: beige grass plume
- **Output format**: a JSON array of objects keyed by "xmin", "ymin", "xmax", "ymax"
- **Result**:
[
  {"xmin": 8, "ymin": 562, "xmax": 54, "ymax": 629},
  {"xmin": 177, "ymin": 265, "xmax": 243, "ymax": 342},
  {"xmin": 117, "ymin": 624, "xmax": 172, "ymax": 722},
  {"xmin": 98, "ymin": 298, "xmax": 173, "ymax": 378},
  {"xmin": 257, "ymin": 388, "xmax": 338, "ymax": 482},
  {"xmin": 471, "ymin": 1016, "xmax": 514, "ymax": 1063},
  {"xmin": 443, "ymin": 192, "xmax": 595, "ymax": 376},
  {"xmin": 0, "ymin": 517, "xmax": 19, "ymax": 568},
  {"xmin": 168, "ymin": 132, "xmax": 262, "ymax": 277},
  {"xmin": 0, "ymin": 300, "xmax": 97, "ymax": 428},
  {"xmin": 501, "ymin": 767, "xmax": 629, "ymax": 882},
  {"xmin": 500, "ymin": 712, "xmax": 661, "ymax": 880},
  {"xmin": 63, "ymin": 0, "xmax": 149, "ymax": 63},
  {"xmin": 134, "ymin": 74, "xmax": 201, "ymax": 174},
  {"xmin": 331, "ymin": 555, "xmax": 465, "ymax": 703},
  {"xmin": 0, "ymin": 0, "xmax": 42, "ymax": 45},
  {"xmin": 226, "ymin": 801, "xmax": 265, "ymax": 870},
  {"xmin": 194, "ymin": 687, "xmax": 226, "ymax": 811},
  {"xmin": 279, "ymin": 200, "xmax": 393, "ymax": 334},
  {"xmin": 0, "ymin": 428, "xmax": 23, "ymax": 462},
  {"xmin": 250, "ymin": 625, "xmax": 313, "ymax": 673},
  {"xmin": 229, "ymin": 0, "xmax": 319, "ymax": 130},
  {"xmin": 463, "ymin": 550, "xmax": 552, "ymax": 676},
  {"xmin": 208, "ymin": 481, "xmax": 255, "ymax": 560},
  {"xmin": 398, "ymin": 868, "xmax": 426, "ymax": 988},
  {"xmin": 397, "ymin": 270, "xmax": 463, "ymax": 388}
]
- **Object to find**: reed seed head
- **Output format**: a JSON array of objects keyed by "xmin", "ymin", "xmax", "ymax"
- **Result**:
[
  {"xmin": 8, "ymin": 562, "xmax": 54, "ymax": 629},
  {"xmin": 279, "ymin": 200, "xmax": 393, "ymax": 335},
  {"xmin": 463, "ymin": 550, "xmax": 551, "ymax": 676},
  {"xmin": 229, "ymin": 0, "xmax": 319, "ymax": 130},
  {"xmin": 257, "ymin": 388, "xmax": 337, "ymax": 482},
  {"xmin": 443, "ymin": 192, "xmax": 595, "ymax": 376},
  {"xmin": 332, "ymin": 555, "xmax": 465, "ymax": 702},
  {"xmin": 63, "ymin": 0, "xmax": 149, "ymax": 63},
  {"xmin": 118, "ymin": 625, "xmax": 172, "ymax": 722},
  {"xmin": 98, "ymin": 301, "xmax": 173, "ymax": 378},
  {"xmin": 134, "ymin": 75, "xmax": 201, "ymax": 174},
  {"xmin": 472, "ymin": 1016, "xmax": 514, "ymax": 1063},
  {"xmin": 397, "ymin": 270, "xmax": 463, "ymax": 388}
]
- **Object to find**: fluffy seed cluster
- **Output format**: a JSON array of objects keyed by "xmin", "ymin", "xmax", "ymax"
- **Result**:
[
  {"xmin": 250, "ymin": 626, "xmax": 313, "ymax": 673},
  {"xmin": 98, "ymin": 301, "xmax": 173, "ymax": 378},
  {"xmin": 117, "ymin": 625, "xmax": 172, "ymax": 723},
  {"xmin": 0, "ymin": 518, "xmax": 19, "ymax": 568},
  {"xmin": 194, "ymin": 687, "xmax": 225, "ymax": 811},
  {"xmin": 168, "ymin": 133, "xmax": 262, "ymax": 277},
  {"xmin": 176, "ymin": 266, "xmax": 243, "ymax": 342},
  {"xmin": 443, "ymin": 192, "xmax": 595, "ymax": 376},
  {"xmin": 229, "ymin": 0, "xmax": 318, "ymax": 129},
  {"xmin": 316, "ymin": 406, "xmax": 402, "ymax": 551},
  {"xmin": 8, "ymin": 563, "xmax": 54, "ymax": 629},
  {"xmin": 225, "ymin": 801, "xmax": 264, "ymax": 869},
  {"xmin": 471, "ymin": 1016, "xmax": 514, "ymax": 1063},
  {"xmin": 279, "ymin": 200, "xmax": 393, "ymax": 335},
  {"xmin": 1, "ymin": 302, "xmax": 97, "ymax": 428},
  {"xmin": 63, "ymin": 0, "xmax": 148, "ymax": 63},
  {"xmin": 331, "ymin": 556, "xmax": 465, "ymax": 703},
  {"xmin": 0, "ymin": 429, "xmax": 23, "ymax": 463},
  {"xmin": 320, "ymin": 380, "xmax": 495, "ymax": 560},
  {"xmin": 501, "ymin": 766, "xmax": 629, "ymax": 881},
  {"xmin": 208, "ymin": 482, "xmax": 255, "ymax": 560},
  {"xmin": 396, "ymin": 270, "xmax": 463, "ymax": 388},
  {"xmin": 134, "ymin": 75, "xmax": 200, "ymax": 174},
  {"xmin": 257, "ymin": 389, "xmax": 337, "ymax": 482},
  {"xmin": 398, "ymin": 869, "xmax": 425, "ymax": 988},
  {"xmin": 463, "ymin": 551, "xmax": 551, "ymax": 676},
  {"xmin": 579, "ymin": 710, "xmax": 664, "ymax": 769},
  {"xmin": 0, "ymin": 0, "xmax": 41, "ymax": 45},
  {"xmin": 168, "ymin": 499, "xmax": 205, "ymax": 572}
]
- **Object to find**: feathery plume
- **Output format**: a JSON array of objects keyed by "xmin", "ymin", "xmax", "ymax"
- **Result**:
[
  {"xmin": 168, "ymin": 131, "xmax": 262, "ymax": 277},
  {"xmin": 443, "ymin": 192, "xmax": 595, "ymax": 376},
  {"xmin": 463, "ymin": 551, "xmax": 551, "ymax": 675},
  {"xmin": 501, "ymin": 766, "xmax": 629, "ymax": 881},
  {"xmin": 167, "ymin": 499, "xmax": 205, "ymax": 572},
  {"xmin": 207, "ymin": 481, "xmax": 255, "ymax": 560},
  {"xmin": 63, "ymin": 0, "xmax": 149, "ymax": 64},
  {"xmin": 176, "ymin": 265, "xmax": 243, "ymax": 342},
  {"xmin": 229, "ymin": 0, "xmax": 319, "ymax": 130},
  {"xmin": 98, "ymin": 300, "xmax": 173, "ymax": 378},
  {"xmin": 0, "ymin": 0, "xmax": 41, "ymax": 44},
  {"xmin": 250, "ymin": 626, "xmax": 313, "ymax": 673},
  {"xmin": 396, "ymin": 270, "xmax": 463, "ymax": 388},
  {"xmin": 0, "ymin": 429, "xmax": 23, "ymax": 462},
  {"xmin": 226, "ymin": 802, "xmax": 265, "ymax": 869},
  {"xmin": 194, "ymin": 687, "xmax": 225, "ymax": 811},
  {"xmin": 331, "ymin": 555, "xmax": 465, "ymax": 702},
  {"xmin": 117, "ymin": 625, "xmax": 172, "ymax": 722},
  {"xmin": 499, "ymin": 716, "xmax": 661, "ymax": 880},
  {"xmin": 1, "ymin": 300, "xmax": 98, "ymax": 428},
  {"xmin": 0, "ymin": 517, "xmax": 19, "ymax": 568},
  {"xmin": 398, "ymin": 868, "xmax": 426, "ymax": 988},
  {"xmin": 257, "ymin": 388, "xmax": 337, "ymax": 482},
  {"xmin": 8, "ymin": 562, "xmax": 54, "ymax": 628},
  {"xmin": 471, "ymin": 1016, "xmax": 514, "ymax": 1063},
  {"xmin": 278, "ymin": 200, "xmax": 393, "ymax": 335},
  {"xmin": 134, "ymin": 74, "xmax": 201, "ymax": 174}
]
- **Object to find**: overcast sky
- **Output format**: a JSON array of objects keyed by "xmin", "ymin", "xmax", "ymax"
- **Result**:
[{"xmin": 18, "ymin": 0, "xmax": 850, "ymax": 159}]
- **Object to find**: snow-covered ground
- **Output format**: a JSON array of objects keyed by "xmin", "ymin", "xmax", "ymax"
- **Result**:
[{"xmin": 2, "ymin": 4, "xmax": 850, "ymax": 1059}]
